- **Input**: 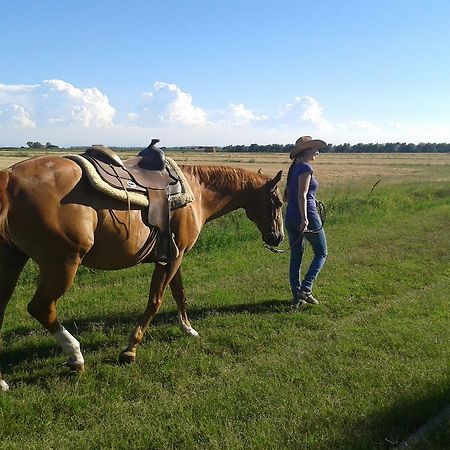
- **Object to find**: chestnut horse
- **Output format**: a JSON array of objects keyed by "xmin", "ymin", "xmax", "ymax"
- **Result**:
[{"xmin": 0, "ymin": 154, "xmax": 283, "ymax": 390}]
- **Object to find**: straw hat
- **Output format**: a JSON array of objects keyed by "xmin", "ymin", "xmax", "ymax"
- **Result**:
[{"xmin": 289, "ymin": 136, "xmax": 326, "ymax": 159}]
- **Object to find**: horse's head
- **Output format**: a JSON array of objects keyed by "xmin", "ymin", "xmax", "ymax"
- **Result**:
[{"xmin": 245, "ymin": 170, "xmax": 284, "ymax": 247}]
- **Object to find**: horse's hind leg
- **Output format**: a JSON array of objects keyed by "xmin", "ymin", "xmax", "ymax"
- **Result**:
[
  {"xmin": 169, "ymin": 268, "xmax": 199, "ymax": 337},
  {"xmin": 27, "ymin": 258, "xmax": 85, "ymax": 372},
  {"xmin": 0, "ymin": 244, "xmax": 29, "ymax": 392}
]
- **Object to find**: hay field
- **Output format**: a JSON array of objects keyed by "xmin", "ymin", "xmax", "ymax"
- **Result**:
[
  {"xmin": 1, "ymin": 151, "xmax": 449, "ymax": 188},
  {"xmin": 169, "ymin": 152, "xmax": 450, "ymax": 192}
]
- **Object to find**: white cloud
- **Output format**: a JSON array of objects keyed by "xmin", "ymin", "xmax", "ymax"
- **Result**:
[
  {"xmin": 223, "ymin": 103, "xmax": 268, "ymax": 125},
  {"xmin": 228, "ymin": 103, "xmax": 255, "ymax": 122},
  {"xmin": 133, "ymin": 82, "xmax": 207, "ymax": 126},
  {"xmin": 0, "ymin": 104, "xmax": 36, "ymax": 128},
  {"xmin": 277, "ymin": 95, "xmax": 333, "ymax": 131},
  {"xmin": 1, "ymin": 79, "xmax": 449, "ymax": 146},
  {"xmin": 39, "ymin": 80, "xmax": 115, "ymax": 127},
  {"xmin": 0, "ymin": 83, "xmax": 39, "ymax": 103},
  {"xmin": 0, "ymin": 80, "xmax": 115, "ymax": 129}
]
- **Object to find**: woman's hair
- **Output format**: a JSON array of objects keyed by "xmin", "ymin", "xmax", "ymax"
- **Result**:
[{"xmin": 283, "ymin": 156, "xmax": 302, "ymax": 202}]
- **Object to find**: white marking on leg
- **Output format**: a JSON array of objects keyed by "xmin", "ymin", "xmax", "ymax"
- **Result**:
[
  {"xmin": 186, "ymin": 327, "xmax": 199, "ymax": 337},
  {"xmin": 0, "ymin": 379, "xmax": 9, "ymax": 392},
  {"xmin": 178, "ymin": 315, "xmax": 200, "ymax": 337},
  {"xmin": 53, "ymin": 326, "xmax": 84, "ymax": 366}
]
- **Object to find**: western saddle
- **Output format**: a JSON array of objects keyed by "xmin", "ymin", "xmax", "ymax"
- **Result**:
[{"xmin": 81, "ymin": 139, "xmax": 181, "ymax": 265}]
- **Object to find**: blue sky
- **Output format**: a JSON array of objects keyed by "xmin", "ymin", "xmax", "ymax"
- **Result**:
[{"xmin": 1, "ymin": 0, "xmax": 449, "ymax": 147}]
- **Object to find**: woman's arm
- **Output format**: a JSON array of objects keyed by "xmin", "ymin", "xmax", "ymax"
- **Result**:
[{"xmin": 297, "ymin": 172, "xmax": 311, "ymax": 231}]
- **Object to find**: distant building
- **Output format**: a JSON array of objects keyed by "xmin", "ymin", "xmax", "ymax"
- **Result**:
[
  {"xmin": 180, "ymin": 146, "xmax": 220, "ymax": 152},
  {"xmin": 202, "ymin": 146, "xmax": 218, "ymax": 153}
]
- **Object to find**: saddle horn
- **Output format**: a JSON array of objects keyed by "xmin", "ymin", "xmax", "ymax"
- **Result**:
[{"xmin": 138, "ymin": 138, "xmax": 166, "ymax": 171}]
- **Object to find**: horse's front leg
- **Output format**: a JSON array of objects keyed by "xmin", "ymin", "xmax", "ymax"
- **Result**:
[
  {"xmin": 169, "ymin": 268, "xmax": 199, "ymax": 337},
  {"xmin": 119, "ymin": 258, "xmax": 182, "ymax": 364}
]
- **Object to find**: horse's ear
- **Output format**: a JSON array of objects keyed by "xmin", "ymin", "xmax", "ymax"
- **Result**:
[
  {"xmin": 266, "ymin": 170, "xmax": 283, "ymax": 190},
  {"xmin": 258, "ymin": 168, "xmax": 263, "ymax": 174}
]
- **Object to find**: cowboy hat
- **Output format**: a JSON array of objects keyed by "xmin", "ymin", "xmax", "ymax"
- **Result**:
[{"xmin": 289, "ymin": 136, "xmax": 326, "ymax": 159}]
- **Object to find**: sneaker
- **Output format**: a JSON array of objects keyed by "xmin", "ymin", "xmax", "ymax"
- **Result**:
[
  {"xmin": 300, "ymin": 290, "xmax": 319, "ymax": 305},
  {"xmin": 291, "ymin": 292, "xmax": 307, "ymax": 309},
  {"xmin": 291, "ymin": 296, "xmax": 307, "ymax": 309}
]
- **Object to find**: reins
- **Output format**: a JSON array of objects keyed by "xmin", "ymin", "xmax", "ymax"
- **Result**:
[
  {"xmin": 264, "ymin": 226, "xmax": 323, "ymax": 254},
  {"xmin": 265, "ymin": 232, "xmax": 303, "ymax": 254}
]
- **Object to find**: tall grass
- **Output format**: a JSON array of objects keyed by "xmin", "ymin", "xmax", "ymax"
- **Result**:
[{"xmin": 0, "ymin": 180, "xmax": 449, "ymax": 449}]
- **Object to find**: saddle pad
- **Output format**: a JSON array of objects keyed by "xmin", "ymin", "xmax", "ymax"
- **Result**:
[
  {"xmin": 83, "ymin": 153, "xmax": 175, "ymax": 193},
  {"xmin": 66, "ymin": 154, "xmax": 195, "ymax": 210}
]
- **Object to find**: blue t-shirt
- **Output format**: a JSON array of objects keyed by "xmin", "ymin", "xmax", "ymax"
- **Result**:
[{"xmin": 285, "ymin": 162, "xmax": 320, "ymax": 222}]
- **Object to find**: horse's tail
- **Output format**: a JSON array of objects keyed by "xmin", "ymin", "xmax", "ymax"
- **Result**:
[{"xmin": 0, "ymin": 171, "xmax": 10, "ymax": 243}]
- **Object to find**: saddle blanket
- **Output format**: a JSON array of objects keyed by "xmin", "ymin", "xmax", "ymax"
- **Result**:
[{"xmin": 66, "ymin": 154, "xmax": 195, "ymax": 210}]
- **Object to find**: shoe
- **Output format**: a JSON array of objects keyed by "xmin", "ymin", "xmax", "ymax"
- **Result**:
[
  {"xmin": 291, "ymin": 293, "xmax": 307, "ymax": 309},
  {"xmin": 291, "ymin": 298, "xmax": 307, "ymax": 309},
  {"xmin": 300, "ymin": 290, "xmax": 319, "ymax": 305}
]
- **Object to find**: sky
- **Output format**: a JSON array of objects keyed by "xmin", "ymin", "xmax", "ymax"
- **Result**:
[{"xmin": 1, "ymin": 0, "xmax": 450, "ymax": 147}]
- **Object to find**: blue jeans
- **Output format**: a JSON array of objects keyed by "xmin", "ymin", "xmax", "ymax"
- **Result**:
[{"xmin": 285, "ymin": 216, "xmax": 328, "ymax": 296}]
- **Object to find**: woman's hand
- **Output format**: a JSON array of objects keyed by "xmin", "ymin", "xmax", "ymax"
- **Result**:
[{"xmin": 300, "ymin": 218, "xmax": 309, "ymax": 231}]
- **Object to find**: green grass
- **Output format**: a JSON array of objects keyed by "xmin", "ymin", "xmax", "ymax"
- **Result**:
[{"xmin": 0, "ymin": 181, "xmax": 449, "ymax": 449}]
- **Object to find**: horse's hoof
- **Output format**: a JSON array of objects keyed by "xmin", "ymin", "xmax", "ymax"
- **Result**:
[
  {"xmin": 68, "ymin": 361, "xmax": 85, "ymax": 373},
  {"xmin": 179, "ymin": 322, "xmax": 200, "ymax": 337},
  {"xmin": 0, "ymin": 379, "xmax": 10, "ymax": 392},
  {"xmin": 187, "ymin": 327, "xmax": 199, "ymax": 338},
  {"xmin": 119, "ymin": 351, "xmax": 136, "ymax": 365}
]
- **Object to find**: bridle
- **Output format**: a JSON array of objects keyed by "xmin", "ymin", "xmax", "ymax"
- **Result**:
[{"xmin": 266, "ymin": 189, "xmax": 283, "ymax": 242}]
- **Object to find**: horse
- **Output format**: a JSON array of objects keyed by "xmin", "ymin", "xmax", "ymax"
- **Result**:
[{"xmin": 0, "ymin": 154, "xmax": 283, "ymax": 391}]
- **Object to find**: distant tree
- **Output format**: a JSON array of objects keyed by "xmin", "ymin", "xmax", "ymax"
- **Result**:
[
  {"xmin": 26, "ymin": 141, "xmax": 44, "ymax": 148},
  {"xmin": 218, "ymin": 141, "xmax": 449, "ymax": 153},
  {"xmin": 46, "ymin": 142, "xmax": 58, "ymax": 148}
]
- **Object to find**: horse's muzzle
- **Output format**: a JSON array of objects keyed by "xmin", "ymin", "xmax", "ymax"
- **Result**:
[{"xmin": 265, "ymin": 232, "xmax": 283, "ymax": 247}]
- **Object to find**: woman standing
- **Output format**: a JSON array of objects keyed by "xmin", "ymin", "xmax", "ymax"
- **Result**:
[{"xmin": 284, "ymin": 136, "xmax": 328, "ymax": 307}]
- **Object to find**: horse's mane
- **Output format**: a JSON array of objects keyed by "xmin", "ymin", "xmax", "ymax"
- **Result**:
[{"xmin": 181, "ymin": 165, "xmax": 269, "ymax": 194}]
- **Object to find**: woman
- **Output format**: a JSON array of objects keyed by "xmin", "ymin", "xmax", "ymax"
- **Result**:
[{"xmin": 284, "ymin": 136, "xmax": 328, "ymax": 307}]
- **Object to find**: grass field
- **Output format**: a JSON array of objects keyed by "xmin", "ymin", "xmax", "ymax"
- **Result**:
[{"xmin": 0, "ymin": 152, "xmax": 449, "ymax": 449}]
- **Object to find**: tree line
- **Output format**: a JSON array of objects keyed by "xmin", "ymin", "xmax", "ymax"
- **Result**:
[
  {"xmin": 26, "ymin": 141, "xmax": 59, "ymax": 149},
  {"xmin": 1, "ymin": 141, "xmax": 449, "ymax": 153},
  {"xmin": 222, "ymin": 142, "xmax": 450, "ymax": 153}
]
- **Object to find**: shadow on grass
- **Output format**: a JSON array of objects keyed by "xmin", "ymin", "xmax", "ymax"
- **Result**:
[
  {"xmin": 327, "ymin": 384, "xmax": 450, "ymax": 450},
  {"xmin": 1, "ymin": 298, "xmax": 295, "ymax": 372},
  {"xmin": 3, "ymin": 298, "xmax": 292, "ymax": 340}
]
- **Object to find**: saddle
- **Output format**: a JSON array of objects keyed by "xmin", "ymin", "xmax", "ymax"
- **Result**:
[{"xmin": 81, "ymin": 140, "xmax": 180, "ymax": 265}]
